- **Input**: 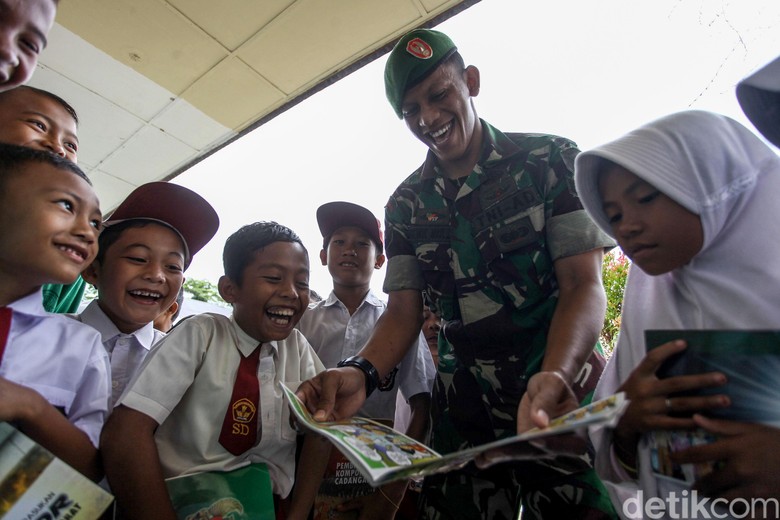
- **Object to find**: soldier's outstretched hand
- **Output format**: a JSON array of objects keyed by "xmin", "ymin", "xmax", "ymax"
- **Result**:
[{"xmin": 296, "ymin": 367, "xmax": 367, "ymax": 422}]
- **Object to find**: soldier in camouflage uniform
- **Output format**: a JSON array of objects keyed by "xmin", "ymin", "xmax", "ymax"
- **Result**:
[{"xmin": 298, "ymin": 29, "xmax": 617, "ymax": 519}]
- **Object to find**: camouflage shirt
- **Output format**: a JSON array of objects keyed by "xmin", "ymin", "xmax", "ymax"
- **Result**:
[{"xmin": 384, "ymin": 120, "xmax": 614, "ymax": 447}]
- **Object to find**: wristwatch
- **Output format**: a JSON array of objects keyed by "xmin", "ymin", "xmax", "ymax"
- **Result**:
[{"xmin": 337, "ymin": 355, "xmax": 380, "ymax": 398}]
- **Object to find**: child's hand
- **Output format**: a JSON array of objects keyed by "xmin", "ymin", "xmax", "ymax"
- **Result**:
[
  {"xmin": 614, "ymin": 340, "xmax": 729, "ymax": 444},
  {"xmin": 0, "ymin": 376, "xmax": 47, "ymax": 423},
  {"xmin": 672, "ymin": 415, "xmax": 780, "ymax": 501}
]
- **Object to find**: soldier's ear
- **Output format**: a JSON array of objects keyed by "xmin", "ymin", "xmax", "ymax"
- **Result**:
[{"xmin": 464, "ymin": 65, "xmax": 480, "ymax": 97}]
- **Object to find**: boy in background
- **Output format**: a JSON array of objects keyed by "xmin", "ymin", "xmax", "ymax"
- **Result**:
[
  {"xmin": 153, "ymin": 286, "xmax": 185, "ymax": 333},
  {"xmin": 101, "ymin": 221, "xmax": 329, "ymax": 520},
  {"xmin": 0, "ymin": 0, "xmax": 57, "ymax": 92},
  {"xmin": 0, "ymin": 143, "xmax": 110, "ymax": 481},
  {"xmin": 0, "ymin": 85, "xmax": 86, "ymax": 312},
  {"xmin": 74, "ymin": 181, "xmax": 219, "ymax": 407},
  {"xmin": 297, "ymin": 201, "xmax": 435, "ymax": 517}
]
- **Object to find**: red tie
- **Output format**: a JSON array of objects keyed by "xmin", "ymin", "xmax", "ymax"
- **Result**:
[
  {"xmin": 0, "ymin": 307, "xmax": 12, "ymax": 363},
  {"xmin": 219, "ymin": 344, "xmax": 262, "ymax": 455}
]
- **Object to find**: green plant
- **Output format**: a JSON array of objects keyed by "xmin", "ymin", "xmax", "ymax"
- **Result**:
[
  {"xmin": 182, "ymin": 278, "xmax": 226, "ymax": 305},
  {"xmin": 601, "ymin": 249, "xmax": 630, "ymax": 357}
]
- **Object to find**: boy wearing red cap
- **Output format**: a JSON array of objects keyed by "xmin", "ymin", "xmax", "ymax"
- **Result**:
[
  {"xmin": 297, "ymin": 201, "xmax": 435, "ymax": 518},
  {"xmin": 73, "ymin": 181, "xmax": 219, "ymax": 407}
]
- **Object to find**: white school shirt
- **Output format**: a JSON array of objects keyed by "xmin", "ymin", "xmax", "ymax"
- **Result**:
[
  {"xmin": 71, "ymin": 300, "xmax": 164, "ymax": 407},
  {"xmin": 119, "ymin": 313, "xmax": 325, "ymax": 498},
  {"xmin": 297, "ymin": 290, "xmax": 435, "ymax": 422},
  {"xmin": 0, "ymin": 290, "xmax": 111, "ymax": 447}
]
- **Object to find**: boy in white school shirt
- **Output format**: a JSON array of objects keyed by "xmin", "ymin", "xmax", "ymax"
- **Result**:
[
  {"xmin": 0, "ymin": 144, "xmax": 109, "ymax": 481},
  {"xmin": 73, "ymin": 182, "xmax": 219, "ymax": 407},
  {"xmin": 297, "ymin": 201, "xmax": 435, "ymax": 517}
]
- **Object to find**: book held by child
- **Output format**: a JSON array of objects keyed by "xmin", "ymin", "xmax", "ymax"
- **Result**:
[{"xmin": 0, "ymin": 422, "xmax": 113, "ymax": 519}]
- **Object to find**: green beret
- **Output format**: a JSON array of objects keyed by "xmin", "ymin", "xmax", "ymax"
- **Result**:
[{"xmin": 384, "ymin": 29, "xmax": 457, "ymax": 118}]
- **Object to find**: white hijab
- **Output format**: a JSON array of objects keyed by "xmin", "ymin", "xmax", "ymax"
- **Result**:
[
  {"xmin": 574, "ymin": 111, "xmax": 780, "ymax": 516},
  {"xmin": 575, "ymin": 110, "xmax": 780, "ymax": 331}
]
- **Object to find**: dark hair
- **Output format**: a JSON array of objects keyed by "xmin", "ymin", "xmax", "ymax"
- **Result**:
[
  {"xmin": 0, "ymin": 143, "xmax": 89, "ymax": 197},
  {"xmin": 96, "ymin": 220, "xmax": 187, "ymax": 266},
  {"xmin": 223, "ymin": 221, "xmax": 307, "ymax": 286},
  {"xmin": 0, "ymin": 86, "xmax": 79, "ymax": 125}
]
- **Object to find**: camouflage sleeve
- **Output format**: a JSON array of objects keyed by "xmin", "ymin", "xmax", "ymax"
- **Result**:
[
  {"xmin": 544, "ymin": 136, "xmax": 616, "ymax": 260},
  {"xmin": 548, "ymin": 210, "xmax": 616, "ymax": 260},
  {"xmin": 383, "ymin": 189, "xmax": 426, "ymax": 292}
]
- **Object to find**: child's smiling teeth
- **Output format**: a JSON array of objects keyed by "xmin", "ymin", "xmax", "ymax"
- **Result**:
[
  {"xmin": 58, "ymin": 244, "xmax": 86, "ymax": 260},
  {"xmin": 129, "ymin": 289, "xmax": 163, "ymax": 301},
  {"xmin": 267, "ymin": 307, "xmax": 294, "ymax": 325}
]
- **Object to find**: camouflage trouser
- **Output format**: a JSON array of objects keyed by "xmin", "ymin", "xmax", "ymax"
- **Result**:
[{"xmin": 418, "ymin": 460, "xmax": 618, "ymax": 520}]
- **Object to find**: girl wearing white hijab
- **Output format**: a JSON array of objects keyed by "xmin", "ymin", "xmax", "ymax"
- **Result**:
[{"xmin": 574, "ymin": 110, "xmax": 780, "ymax": 518}]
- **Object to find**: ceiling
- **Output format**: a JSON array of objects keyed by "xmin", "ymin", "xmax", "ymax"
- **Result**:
[{"xmin": 27, "ymin": 0, "xmax": 477, "ymax": 211}]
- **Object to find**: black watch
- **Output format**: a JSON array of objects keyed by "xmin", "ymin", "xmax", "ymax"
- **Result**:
[{"xmin": 337, "ymin": 355, "xmax": 380, "ymax": 398}]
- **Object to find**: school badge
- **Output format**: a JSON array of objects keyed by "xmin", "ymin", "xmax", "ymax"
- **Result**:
[{"xmin": 231, "ymin": 397, "xmax": 257, "ymax": 431}]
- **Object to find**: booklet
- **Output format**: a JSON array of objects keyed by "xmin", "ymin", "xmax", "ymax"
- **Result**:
[
  {"xmin": 645, "ymin": 329, "xmax": 780, "ymax": 483},
  {"xmin": 0, "ymin": 422, "xmax": 114, "ymax": 519},
  {"xmin": 312, "ymin": 449, "xmax": 374, "ymax": 520},
  {"xmin": 280, "ymin": 382, "xmax": 628, "ymax": 487},
  {"xmin": 165, "ymin": 463, "xmax": 275, "ymax": 520}
]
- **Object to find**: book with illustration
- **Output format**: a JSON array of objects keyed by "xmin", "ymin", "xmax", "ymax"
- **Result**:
[
  {"xmin": 165, "ymin": 462, "xmax": 275, "ymax": 520},
  {"xmin": 0, "ymin": 422, "xmax": 114, "ymax": 519},
  {"xmin": 645, "ymin": 329, "xmax": 780, "ymax": 483},
  {"xmin": 280, "ymin": 382, "xmax": 628, "ymax": 487}
]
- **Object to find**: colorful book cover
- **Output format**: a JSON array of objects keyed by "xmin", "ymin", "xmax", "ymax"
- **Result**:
[
  {"xmin": 645, "ymin": 329, "xmax": 780, "ymax": 483},
  {"xmin": 0, "ymin": 422, "xmax": 114, "ymax": 519},
  {"xmin": 165, "ymin": 463, "xmax": 275, "ymax": 520},
  {"xmin": 280, "ymin": 382, "xmax": 628, "ymax": 487}
]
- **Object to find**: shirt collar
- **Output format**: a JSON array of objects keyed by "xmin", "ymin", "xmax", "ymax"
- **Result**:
[
  {"xmin": 230, "ymin": 314, "xmax": 276, "ymax": 357},
  {"xmin": 7, "ymin": 289, "xmax": 47, "ymax": 316},
  {"xmin": 322, "ymin": 290, "xmax": 384, "ymax": 309},
  {"xmin": 80, "ymin": 300, "xmax": 157, "ymax": 350}
]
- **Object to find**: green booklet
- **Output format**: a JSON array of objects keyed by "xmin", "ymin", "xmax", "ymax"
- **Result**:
[
  {"xmin": 645, "ymin": 329, "xmax": 780, "ymax": 483},
  {"xmin": 165, "ymin": 463, "xmax": 275, "ymax": 519},
  {"xmin": 280, "ymin": 382, "xmax": 628, "ymax": 487},
  {"xmin": 0, "ymin": 422, "xmax": 114, "ymax": 519}
]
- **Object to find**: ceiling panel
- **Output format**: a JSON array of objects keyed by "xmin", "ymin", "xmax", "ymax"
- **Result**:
[
  {"xmin": 26, "ymin": 0, "xmax": 478, "ymax": 212},
  {"xmin": 238, "ymin": 0, "xmax": 424, "ymax": 95},
  {"xmin": 166, "ymin": 0, "xmax": 296, "ymax": 51}
]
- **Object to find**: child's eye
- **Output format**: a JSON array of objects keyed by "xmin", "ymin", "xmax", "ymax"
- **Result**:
[
  {"xmin": 606, "ymin": 212, "xmax": 622, "ymax": 225},
  {"xmin": 638, "ymin": 191, "xmax": 660, "ymax": 204},
  {"xmin": 90, "ymin": 219, "xmax": 102, "ymax": 230},
  {"xmin": 263, "ymin": 276, "xmax": 281, "ymax": 283},
  {"xmin": 65, "ymin": 141, "xmax": 78, "ymax": 153},
  {"xmin": 431, "ymin": 89, "xmax": 447, "ymax": 101},
  {"xmin": 20, "ymin": 38, "xmax": 41, "ymax": 55},
  {"xmin": 56, "ymin": 199, "xmax": 74, "ymax": 212},
  {"xmin": 28, "ymin": 119, "xmax": 46, "ymax": 131},
  {"xmin": 167, "ymin": 264, "xmax": 184, "ymax": 273},
  {"xmin": 124, "ymin": 256, "xmax": 146, "ymax": 263}
]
